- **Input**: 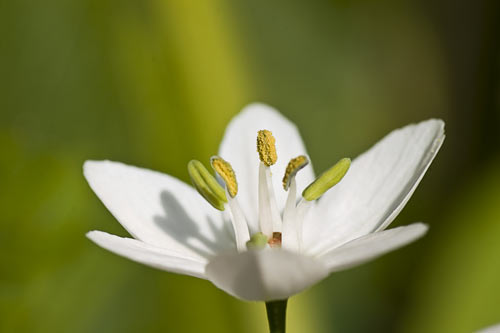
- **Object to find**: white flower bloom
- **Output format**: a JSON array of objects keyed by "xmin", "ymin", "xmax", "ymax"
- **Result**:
[{"xmin": 85, "ymin": 103, "xmax": 444, "ymax": 301}]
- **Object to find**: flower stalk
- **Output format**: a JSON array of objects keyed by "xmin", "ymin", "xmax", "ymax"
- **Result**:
[{"xmin": 265, "ymin": 299, "xmax": 288, "ymax": 333}]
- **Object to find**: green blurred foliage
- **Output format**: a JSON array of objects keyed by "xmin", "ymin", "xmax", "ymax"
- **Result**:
[
  {"xmin": 402, "ymin": 159, "xmax": 500, "ymax": 333},
  {"xmin": 1, "ymin": 0, "xmax": 499, "ymax": 332}
]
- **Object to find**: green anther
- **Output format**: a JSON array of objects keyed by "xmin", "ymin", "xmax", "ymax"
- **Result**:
[
  {"xmin": 188, "ymin": 160, "xmax": 227, "ymax": 211},
  {"xmin": 302, "ymin": 157, "xmax": 351, "ymax": 201},
  {"xmin": 246, "ymin": 232, "xmax": 268, "ymax": 250}
]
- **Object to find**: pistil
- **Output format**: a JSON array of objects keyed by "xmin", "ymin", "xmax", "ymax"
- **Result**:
[{"xmin": 246, "ymin": 232, "xmax": 268, "ymax": 250}]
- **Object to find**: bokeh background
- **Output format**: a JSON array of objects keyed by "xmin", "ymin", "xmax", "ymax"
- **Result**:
[{"xmin": 1, "ymin": 0, "xmax": 499, "ymax": 332}]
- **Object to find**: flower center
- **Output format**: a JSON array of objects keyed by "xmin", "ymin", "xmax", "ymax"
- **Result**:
[
  {"xmin": 187, "ymin": 129, "xmax": 351, "ymax": 253},
  {"xmin": 268, "ymin": 232, "xmax": 282, "ymax": 248}
]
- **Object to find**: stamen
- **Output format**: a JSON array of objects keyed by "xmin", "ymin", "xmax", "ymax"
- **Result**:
[
  {"xmin": 256, "ymin": 129, "xmax": 282, "ymax": 236},
  {"xmin": 246, "ymin": 232, "xmax": 268, "ymax": 250},
  {"xmin": 282, "ymin": 155, "xmax": 309, "ymax": 190},
  {"xmin": 210, "ymin": 156, "xmax": 238, "ymax": 198},
  {"xmin": 209, "ymin": 156, "xmax": 249, "ymax": 252},
  {"xmin": 281, "ymin": 156, "xmax": 309, "ymax": 251},
  {"xmin": 302, "ymin": 157, "xmax": 351, "ymax": 201},
  {"xmin": 187, "ymin": 160, "xmax": 227, "ymax": 211},
  {"xmin": 257, "ymin": 130, "xmax": 277, "ymax": 166}
]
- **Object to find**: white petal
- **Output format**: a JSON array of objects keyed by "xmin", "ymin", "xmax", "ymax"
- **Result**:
[
  {"xmin": 319, "ymin": 223, "xmax": 428, "ymax": 272},
  {"xmin": 218, "ymin": 103, "xmax": 315, "ymax": 233},
  {"xmin": 87, "ymin": 231, "xmax": 207, "ymax": 279},
  {"xmin": 205, "ymin": 249, "xmax": 328, "ymax": 301},
  {"xmin": 477, "ymin": 323, "xmax": 500, "ymax": 333},
  {"xmin": 84, "ymin": 160, "xmax": 234, "ymax": 260},
  {"xmin": 306, "ymin": 119, "xmax": 444, "ymax": 253}
]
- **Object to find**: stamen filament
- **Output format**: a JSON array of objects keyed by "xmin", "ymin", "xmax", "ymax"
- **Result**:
[
  {"xmin": 265, "ymin": 166, "xmax": 283, "ymax": 232},
  {"xmin": 282, "ymin": 178, "xmax": 298, "ymax": 252},
  {"xmin": 294, "ymin": 198, "xmax": 314, "ymax": 251},
  {"xmin": 226, "ymin": 189, "xmax": 251, "ymax": 252},
  {"xmin": 258, "ymin": 162, "xmax": 274, "ymax": 237}
]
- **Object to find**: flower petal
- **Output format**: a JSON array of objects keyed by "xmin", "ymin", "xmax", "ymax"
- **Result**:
[
  {"xmin": 477, "ymin": 323, "xmax": 500, "ymax": 333},
  {"xmin": 87, "ymin": 231, "xmax": 207, "ymax": 279},
  {"xmin": 205, "ymin": 249, "xmax": 328, "ymax": 301},
  {"xmin": 84, "ymin": 160, "xmax": 234, "ymax": 260},
  {"xmin": 306, "ymin": 119, "xmax": 444, "ymax": 253},
  {"xmin": 319, "ymin": 223, "xmax": 428, "ymax": 272},
  {"xmin": 218, "ymin": 103, "xmax": 315, "ymax": 232}
]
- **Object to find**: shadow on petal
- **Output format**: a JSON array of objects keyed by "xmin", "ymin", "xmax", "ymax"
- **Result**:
[{"xmin": 154, "ymin": 190, "xmax": 235, "ymax": 258}]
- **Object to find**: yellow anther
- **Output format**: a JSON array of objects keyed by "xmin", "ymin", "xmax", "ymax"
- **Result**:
[
  {"xmin": 211, "ymin": 156, "xmax": 238, "ymax": 198},
  {"xmin": 302, "ymin": 158, "xmax": 351, "ymax": 201},
  {"xmin": 282, "ymin": 155, "xmax": 309, "ymax": 190},
  {"xmin": 257, "ymin": 130, "xmax": 277, "ymax": 166},
  {"xmin": 187, "ymin": 160, "xmax": 227, "ymax": 211}
]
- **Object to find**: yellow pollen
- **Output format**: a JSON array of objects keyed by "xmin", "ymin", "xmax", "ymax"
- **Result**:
[
  {"xmin": 211, "ymin": 156, "xmax": 238, "ymax": 197},
  {"xmin": 257, "ymin": 130, "xmax": 277, "ymax": 166},
  {"xmin": 282, "ymin": 155, "xmax": 309, "ymax": 190}
]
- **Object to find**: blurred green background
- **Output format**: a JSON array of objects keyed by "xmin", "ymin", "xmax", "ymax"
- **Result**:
[{"xmin": 1, "ymin": 0, "xmax": 499, "ymax": 332}]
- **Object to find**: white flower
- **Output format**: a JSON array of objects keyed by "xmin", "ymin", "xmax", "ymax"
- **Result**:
[
  {"xmin": 85, "ymin": 103, "xmax": 444, "ymax": 302},
  {"xmin": 478, "ymin": 323, "xmax": 500, "ymax": 333}
]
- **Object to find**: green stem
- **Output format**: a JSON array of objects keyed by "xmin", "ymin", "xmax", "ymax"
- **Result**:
[{"xmin": 265, "ymin": 299, "xmax": 288, "ymax": 333}]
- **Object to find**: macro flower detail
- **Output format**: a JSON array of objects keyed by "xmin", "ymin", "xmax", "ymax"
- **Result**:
[{"xmin": 85, "ymin": 103, "xmax": 445, "ymax": 302}]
